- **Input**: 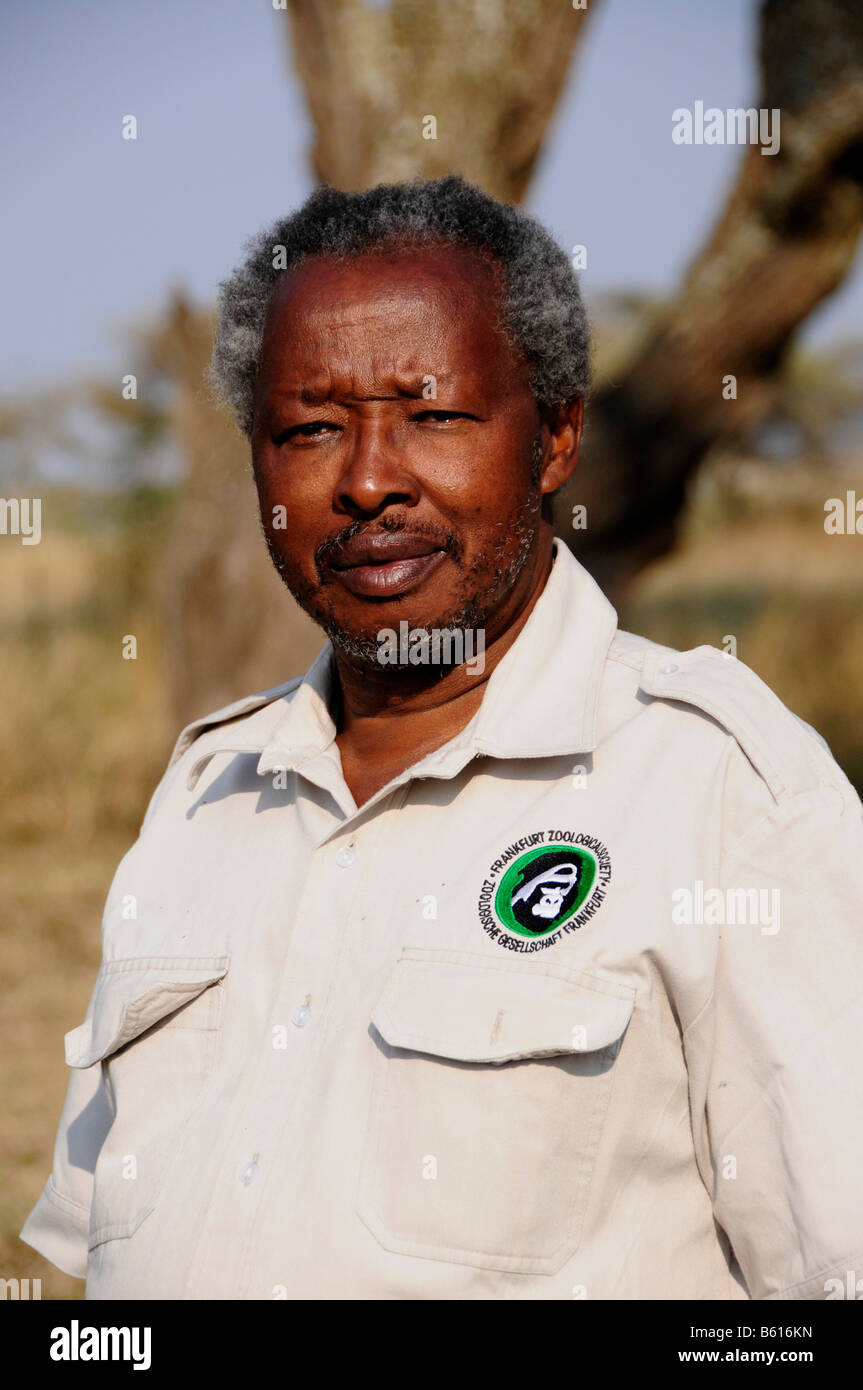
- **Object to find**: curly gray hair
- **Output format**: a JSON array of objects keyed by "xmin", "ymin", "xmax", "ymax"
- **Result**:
[{"xmin": 209, "ymin": 175, "xmax": 591, "ymax": 439}]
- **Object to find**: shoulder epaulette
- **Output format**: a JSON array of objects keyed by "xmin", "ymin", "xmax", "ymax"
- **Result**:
[{"xmin": 637, "ymin": 644, "xmax": 841, "ymax": 804}]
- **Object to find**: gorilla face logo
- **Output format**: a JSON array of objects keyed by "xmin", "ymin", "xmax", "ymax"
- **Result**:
[
  {"xmin": 496, "ymin": 847, "xmax": 597, "ymax": 936},
  {"xmin": 512, "ymin": 862, "xmax": 580, "ymax": 921}
]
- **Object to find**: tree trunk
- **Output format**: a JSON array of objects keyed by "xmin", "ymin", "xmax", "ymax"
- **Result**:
[
  {"xmin": 560, "ymin": 0, "xmax": 863, "ymax": 600},
  {"xmin": 280, "ymin": 0, "xmax": 596, "ymax": 202},
  {"xmin": 151, "ymin": 293, "xmax": 323, "ymax": 726}
]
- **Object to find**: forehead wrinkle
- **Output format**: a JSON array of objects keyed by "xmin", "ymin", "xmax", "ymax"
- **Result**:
[
  {"xmin": 298, "ymin": 295, "xmax": 440, "ymax": 346},
  {"xmin": 286, "ymin": 272, "xmax": 489, "ymax": 345},
  {"xmin": 263, "ymin": 259, "xmax": 521, "ymax": 402},
  {"xmin": 276, "ymin": 360, "xmax": 457, "ymax": 405}
]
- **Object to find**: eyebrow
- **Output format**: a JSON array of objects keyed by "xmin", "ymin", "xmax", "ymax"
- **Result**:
[{"xmin": 271, "ymin": 373, "xmax": 456, "ymax": 406}]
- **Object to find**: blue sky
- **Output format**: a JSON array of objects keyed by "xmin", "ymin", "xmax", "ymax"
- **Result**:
[{"xmin": 2, "ymin": 0, "xmax": 861, "ymax": 394}]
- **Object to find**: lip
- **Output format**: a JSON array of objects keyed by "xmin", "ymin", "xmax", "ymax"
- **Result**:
[{"xmin": 328, "ymin": 535, "xmax": 447, "ymax": 598}]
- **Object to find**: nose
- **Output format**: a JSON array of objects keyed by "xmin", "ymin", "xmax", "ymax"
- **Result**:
[{"xmin": 334, "ymin": 418, "xmax": 420, "ymax": 518}]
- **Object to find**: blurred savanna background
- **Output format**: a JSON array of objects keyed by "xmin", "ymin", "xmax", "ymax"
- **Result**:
[{"xmin": 3, "ymin": 0, "xmax": 863, "ymax": 1297}]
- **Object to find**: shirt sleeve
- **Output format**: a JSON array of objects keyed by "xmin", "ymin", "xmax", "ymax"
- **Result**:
[
  {"xmin": 19, "ymin": 739, "xmax": 186, "ymax": 1280},
  {"xmin": 19, "ymin": 1021, "xmax": 112, "ymax": 1279},
  {"xmin": 683, "ymin": 780, "xmax": 863, "ymax": 1299}
]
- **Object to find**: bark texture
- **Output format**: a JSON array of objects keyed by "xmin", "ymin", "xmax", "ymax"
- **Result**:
[
  {"xmin": 154, "ymin": 294, "xmax": 323, "ymax": 725},
  {"xmin": 560, "ymin": 0, "xmax": 863, "ymax": 598},
  {"xmin": 281, "ymin": 0, "xmax": 595, "ymax": 201}
]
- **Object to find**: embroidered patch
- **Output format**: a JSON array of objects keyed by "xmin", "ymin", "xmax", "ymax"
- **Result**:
[{"xmin": 478, "ymin": 830, "xmax": 611, "ymax": 953}]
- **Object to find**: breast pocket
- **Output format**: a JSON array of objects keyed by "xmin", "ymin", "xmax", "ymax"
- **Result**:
[
  {"xmin": 357, "ymin": 947, "xmax": 635, "ymax": 1276},
  {"xmin": 64, "ymin": 955, "xmax": 229, "ymax": 1251}
]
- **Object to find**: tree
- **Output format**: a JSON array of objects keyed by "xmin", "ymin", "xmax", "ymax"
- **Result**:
[
  {"xmin": 280, "ymin": 0, "xmax": 595, "ymax": 200},
  {"xmin": 149, "ymin": 293, "xmax": 323, "ymax": 723},
  {"xmin": 564, "ymin": 0, "xmax": 863, "ymax": 596},
  {"xmin": 162, "ymin": 0, "xmax": 863, "ymax": 723}
]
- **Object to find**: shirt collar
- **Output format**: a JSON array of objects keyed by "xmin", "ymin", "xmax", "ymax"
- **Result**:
[{"xmin": 254, "ymin": 538, "xmax": 619, "ymax": 783}]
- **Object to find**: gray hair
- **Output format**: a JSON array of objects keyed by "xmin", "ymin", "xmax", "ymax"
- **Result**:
[{"xmin": 209, "ymin": 175, "xmax": 591, "ymax": 439}]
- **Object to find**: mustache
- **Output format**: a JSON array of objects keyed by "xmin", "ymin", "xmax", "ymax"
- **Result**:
[{"xmin": 315, "ymin": 516, "xmax": 463, "ymax": 579}]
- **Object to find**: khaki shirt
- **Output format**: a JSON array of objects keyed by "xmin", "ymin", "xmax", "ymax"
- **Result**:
[{"xmin": 21, "ymin": 539, "xmax": 863, "ymax": 1299}]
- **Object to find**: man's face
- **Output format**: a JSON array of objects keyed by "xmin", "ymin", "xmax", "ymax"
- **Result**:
[{"xmin": 250, "ymin": 243, "xmax": 561, "ymax": 666}]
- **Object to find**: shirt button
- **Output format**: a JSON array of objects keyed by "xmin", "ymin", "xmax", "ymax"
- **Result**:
[
  {"xmin": 659, "ymin": 663, "xmax": 679, "ymax": 675},
  {"xmin": 291, "ymin": 1004, "xmax": 312, "ymax": 1028},
  {"xmin": 335, "ymin": 846, "xmax": 356, "ymax": 867},
  {"xmin": 238, "ymin": 1159, "xmax": 259, "ymax": 1186}
]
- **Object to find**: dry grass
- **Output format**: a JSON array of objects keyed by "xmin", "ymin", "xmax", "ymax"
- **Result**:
[
  {"xmin": 3, "ymin": 467, "xmax": 862, "ymax": 1296},
  {"xmin": 0, "ymin": 491, "xmax": 171, "ymax": 1297}
]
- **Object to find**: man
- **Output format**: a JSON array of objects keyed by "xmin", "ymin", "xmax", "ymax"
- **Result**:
[{"xmin": 22, "ymin": 176, "xmax": 863, "ymax": 1300}]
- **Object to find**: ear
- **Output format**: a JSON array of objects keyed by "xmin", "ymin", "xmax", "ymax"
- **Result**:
[{"xmin": 539, "ymin": 397, "xmax": 583, "ymax": 497}]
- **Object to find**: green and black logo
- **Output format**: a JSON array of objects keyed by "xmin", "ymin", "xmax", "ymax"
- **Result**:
[{"xmin": 478, "ymin": 830, "xmax": 611, "ymax": 953}]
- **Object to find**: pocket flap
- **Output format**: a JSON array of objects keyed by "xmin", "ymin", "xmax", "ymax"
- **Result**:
[
  {"xmin": 371, "ymin": 948, "xmax": 635, "ymax": 1063},
  {"xmin": 65, "ymin": 956, "xmax": 230, "ymax": 1068}
]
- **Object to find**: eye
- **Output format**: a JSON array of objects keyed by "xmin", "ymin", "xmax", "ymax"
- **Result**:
[
  {"xmin": 275, "ymin": 421, "xmax": 340, "ymax": 444},
  {"xmin": 412, "ymin": 410, "xmax": 475, "ymax": 424}
]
